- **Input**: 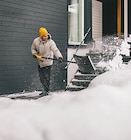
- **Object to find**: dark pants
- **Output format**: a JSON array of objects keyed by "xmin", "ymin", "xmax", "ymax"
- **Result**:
[{"xmin": 38, "ymin": 65, "xmax": 51, "ymax": 93}]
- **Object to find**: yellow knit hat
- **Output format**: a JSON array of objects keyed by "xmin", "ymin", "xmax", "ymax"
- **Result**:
[{"xmin": 39, "ymin": 27, "xmax": 48, "ymax": 37}]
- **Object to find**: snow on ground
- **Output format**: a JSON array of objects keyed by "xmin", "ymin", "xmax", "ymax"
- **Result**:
[
  {"xmin": 1, "ymin": 39, "xmax": 131, "ymax": 140},
  {"xmin": 1, "ymin": 80, "xmax": 131, "ymax": 140}
]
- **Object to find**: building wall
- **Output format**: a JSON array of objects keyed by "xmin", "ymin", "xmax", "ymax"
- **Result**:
[
  {"xmin": 102, "ymin": 0, "xmax": 117, "ymax": 36},
  {"xmin": 0, "ymin": 0, "xmax": 67, "ymax": 95},
  {"xmin": 92, "ymin": 0, "xmax": 102, "ymax": 40},
  {"xmin": 84, "ymin": 0, "xmax": 92, "ymax": 42}
]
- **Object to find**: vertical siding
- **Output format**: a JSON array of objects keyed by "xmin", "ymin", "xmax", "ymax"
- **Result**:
[
  {"xmin": 0, "ymin": 0, "xmax": 67, "ymax": 94},
  {"xmin": 92, "ymin": 0, "xmax": 102, "ymax": 39}
]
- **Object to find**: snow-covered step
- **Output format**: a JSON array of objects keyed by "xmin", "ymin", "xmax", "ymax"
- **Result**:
[
  {"xmin": 71, "ymin": 79, "xmax": 91, "ymax": 87},
  {"xmin": 74, "ymin": 73, "xmax": 98, "ymax": 80},
  {"xmin": 66, "ymin": 85, "xmax": 85, "ymax": 91}
]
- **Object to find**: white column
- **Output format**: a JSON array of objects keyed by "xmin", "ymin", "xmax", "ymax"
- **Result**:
[{"xmin": 124, "ymin": 0, "xmax": 128, "ymax": 39}]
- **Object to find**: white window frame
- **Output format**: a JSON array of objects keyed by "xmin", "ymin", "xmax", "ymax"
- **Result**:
[{"xmin": 68, "ymin": 0, "xmax": 84, "ymax": 45}]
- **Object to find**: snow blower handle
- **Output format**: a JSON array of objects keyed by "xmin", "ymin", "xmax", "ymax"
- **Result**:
[{"xmin": 41, "ymin": 56, "xmax": 77, "ymax": 64}]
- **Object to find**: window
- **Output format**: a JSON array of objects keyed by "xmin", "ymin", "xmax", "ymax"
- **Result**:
[{"xmin": 68, "ymin": 0, "xmax": 84, "ymax": 45}]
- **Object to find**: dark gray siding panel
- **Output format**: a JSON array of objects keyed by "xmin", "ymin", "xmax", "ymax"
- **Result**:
[
  {"xmin": 0, "ymin": 0, "xmax": 67, "ymax": 94},
  {"xmin": 84, "ymin": 0, "xmax": 92, "ymax": 42}
]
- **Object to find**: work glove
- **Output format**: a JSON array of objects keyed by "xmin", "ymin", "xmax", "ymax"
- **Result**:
[
  {"xmin": 33, "ymin": 54, "xmax": 42, "ymax": 59},
  {"xmin": 58, "ymin": 57, "xmax": 63, "ymax": 63}
]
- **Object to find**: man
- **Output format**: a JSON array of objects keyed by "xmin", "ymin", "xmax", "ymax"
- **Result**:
[{"xmin": 31, "ymin": 27, "xmax": 63, "ymax": 96}]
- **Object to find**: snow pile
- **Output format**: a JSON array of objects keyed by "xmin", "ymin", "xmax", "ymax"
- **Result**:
[
  {"xmin": 1, "ymin": 83, "xmax": 131, "ymax": 140},
  {"xmin": 90, "ymin": 60, "xmax": 131, "ymax": 88},
  {"xmin": 120, "ymin": 39, "xmax": 130, "ymax": 56}
]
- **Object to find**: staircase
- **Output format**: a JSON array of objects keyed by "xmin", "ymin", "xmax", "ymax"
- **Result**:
[
  {"xmin": 66, "ymin": 72, "xmax": 98, "ymax": 91},
  {"xmin": 66, "ymin": 53, "xmax": 104, "ymax": 91}
]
